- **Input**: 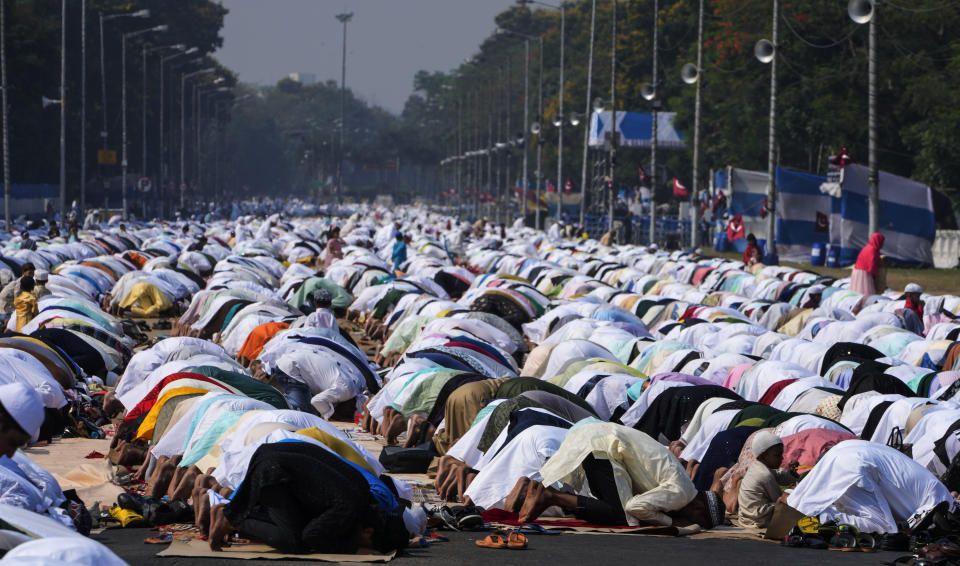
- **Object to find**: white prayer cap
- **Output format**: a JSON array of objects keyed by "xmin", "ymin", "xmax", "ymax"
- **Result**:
[
  {"xmin": 403, "ymin": 504, "xmax": 428, "ymax": 538},
  {"xmin": 34, "ymin": 270, "xmax": 48, "ymax": 282},
  {"xmin": 905, "ymin": 283, "xmax": 923, "ymax": 294},
  {"xmin": 808, "ymin": 284, "xmax": 824, "ymax": 294},
  {"xmin": 751, "ymin": 430, "xmax": 782, "ymax": 458},
  {"xmin": 0, "ymin": 382, "xmax": 44, "ymax": 441}
]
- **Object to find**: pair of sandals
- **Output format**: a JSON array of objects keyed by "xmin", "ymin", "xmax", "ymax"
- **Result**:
[
  {"xmin": 476, "ymin": 531, "xmax": 528, "ymax": 550},
  {"xmin": 116, "ymin": 492, "xmax": 193, "ymax": 527},
  {"xmin": 421, "ymin": 503, "xmax": 484, "ymax": 531},
  {"xmin": 781, "ymin": 522, "xmax": 876, "ymax": 552}
]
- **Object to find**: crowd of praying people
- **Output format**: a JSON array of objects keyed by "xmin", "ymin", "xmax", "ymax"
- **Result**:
[{"xmin": 1, "ymin": 199, "xmax": 960, "ymax": 564}]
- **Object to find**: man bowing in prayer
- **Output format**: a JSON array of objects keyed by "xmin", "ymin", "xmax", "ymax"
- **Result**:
[{"xmin": 505, "ymin": 421, "xmax": 724, "ymax": 530}]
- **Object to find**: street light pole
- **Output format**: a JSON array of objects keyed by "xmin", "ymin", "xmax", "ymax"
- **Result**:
[
  {"xmin": 121, "ymin": 24, "xmax": 166, "ymax": 220},
  {"xmin": 848, "ymin": 0, "xmax": 878, "ymax": 236},
  {"xmin": 608, "ymin": 0, "xmax": 617, "ymax": 236},
  {"xmin": 100, "ymin": 8, "xmax": 149, "ymax": 211},
  {"xmin": 572, "ymin": 0, "xmax": 597, "ymax": 231},
  {"xmin": 143, "ymin": 44, "xmax": 184, "ymax": 215},
  {"xmin": 59, "ymin": 0, "xmax": 66, "ymax": 220},
  {"xmin": 180, "ymin": 67, "xmax": 215, "ymax": 211},
  {"xmin": 557, "ymin": 4, "xmax": 565, "ymax": 225},
  {"xmin": 649, "ymin": 0, "xmax": 659, "ymax": 244},
  {"xmin": 0, "ymin": 0, "xmax": 9, "ymax": 228},
  {"xmin": 335, "ymin": 12, "xmax": 353, "ymax": 207},
  {"xmin": 521, "ymin": 39, "xmax": 529, "ymax": 225},
  {"xmin": 80, "ymin": 0, "xmax": 87, "ymax": 217},
  {"xmin": 765, "ymin": 0, "xmax": 779, "ymax": 257},
  {"xmin": 688, "ymin": 0, "xmax": 704, "ymax": 248}
]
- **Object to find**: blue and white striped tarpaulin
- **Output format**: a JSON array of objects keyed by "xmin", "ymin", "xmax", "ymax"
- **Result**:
[
  {"xmin": 830, "ymin": 164, "xmax": 935, "ymax": 266},
  {"xmin": 776, "ymin": 167, "xmax": 830, "ymax": 263}
]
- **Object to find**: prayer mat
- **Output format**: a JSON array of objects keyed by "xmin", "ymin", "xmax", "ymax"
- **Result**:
[
  {"xmin": 157, "ymin": 539, "xmax": 396, "ymax": 562},
  {"xmin": 481, "ymin": 509, "xmax": 694, "ymax": 536}
]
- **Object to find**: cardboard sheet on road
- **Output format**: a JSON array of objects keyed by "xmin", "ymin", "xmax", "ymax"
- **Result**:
[
  {"xmin": 24, "ymin": 438, "xmax": 124, "ymax": 507},
  {"xmin": 157, "ymin": 539, "xmax": 396, "ymax": 562}
]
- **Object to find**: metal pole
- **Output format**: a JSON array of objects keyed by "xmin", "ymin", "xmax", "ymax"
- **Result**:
[
  {"xmin": 142, "ymin": 46, "xmax": 147, "ymax": 206},
  {"xmin": 99, "ymin": 13, "xmax": 108, "ymax": 158},
  {"xmin": 159, "ymin": 57, "xmax": 165, "ymax": 217},
  {"xmin": 456, "ymin": 93, "xmax": 462, "ymax": 219},
  {"xmin": 535, "ymin": 38, "xmax": 543, "ymax": 231},
  {"xmin": 579, "ymin": 0, "xmax": 596, "ymax": 229},
  {"xmin": 691, "ymin": 0, "xmax": 704, "ymax": 247},
  {"xmin": 1, "ymin": 0, "xmax": 9, "ymax": 229},
  {"xmin": 867, "ymin": 10, "xmax": 878, "ymax": 236},
  {"xmin": 180, "ymin": 72, "xmax": 186, "ymax": 210},
  {"xmin": 649, "ymin": 0, "xmax": 659, "ymax": 244},
  {"xmin": 336, "ymin": 12, "xmax": 353, "ymax": 206},
  {"xmin": 608, "ymin": 0, "xmax": 617, "ymax": 236},
  {"xmin": 59, "ymin": 0, "xmax": 66, "ymax": 220},
  {"xmin": 555, "ymin": 5, "xmax": 564, "ymax": 224},
  {"xmin": 765, "ymin": 0, "xmax": 778, "ymax": 256},
  {"xmin": 121, "ymin": 32, "xmax": 128, "ymax": 219},
  {"xmin": 80, "ymin": 0, "xmax": 87, "ymax": 217},
  {"xmin": 521, "ymin": 39, "xmax": 529, "ymax": 225}
]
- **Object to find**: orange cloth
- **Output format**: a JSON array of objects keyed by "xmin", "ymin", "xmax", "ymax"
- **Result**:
[{"xmin": 237, "ymin": 321, "xmax": 290, "ymax": 361}]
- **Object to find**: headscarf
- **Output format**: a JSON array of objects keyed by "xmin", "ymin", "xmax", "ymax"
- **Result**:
[{"xmin": 853, "ymin": 232, "xmax": 885, "ymax": 275}]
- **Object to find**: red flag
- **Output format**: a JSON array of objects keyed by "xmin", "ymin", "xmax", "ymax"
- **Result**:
[
  {"xmin": 638, "ymin": 163, "xmax": 651, "ymax": 183},
  {"xmin": 564, "ymin": 178, "xmax": 573, "ymax": 195},
  {"xmin": 672, "ymin": 178, "xmax": 689, "ymax": 198},
  {"xmin": 546, "ymin": 180, "xmax": 556, "ymax": 193},
  {"xmin": 726, "ymin": 214, "xmax": 745, "ymax": 241}
]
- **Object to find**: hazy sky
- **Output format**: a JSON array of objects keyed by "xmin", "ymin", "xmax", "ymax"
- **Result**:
[{"xmin": 215, "ymin": 0, "xmax": 516, "ymax": 115}]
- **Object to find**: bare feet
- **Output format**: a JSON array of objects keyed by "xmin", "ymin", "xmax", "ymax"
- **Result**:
[
  {"xmin": 103, "ymin": 392, "xmax": 124, "ymax": 418},
  {"xmin": 518, "ymin": 481, "xmax": 551, "ymax": 523},
  {"xmin": 668, "ymin": 440, "xmax": 686, "ymax": 459},
  {"xmin": 380, "ymin": 407, "xmax": 406, "ymax": 445},
  {"xmin": 504, "ymin": 477, "xmax": 531, "ymax": 513},
  {"xmin": 208, "ymin": 504, "xmax": 235, "ymax": 551},
  {"xmin": 195, "ymin": 488, "xmax": 212, "ymax": 535},
  {"xmin": 170, "ymin": 466, "xmax": 201, "ymax": 501},
  {"xmin": 116, "ymin": 442, "xmax": 147, "ymax": 467},
  {"xmin": 145, "ymin": 456, "xmax": 175, "ymax": 498}
]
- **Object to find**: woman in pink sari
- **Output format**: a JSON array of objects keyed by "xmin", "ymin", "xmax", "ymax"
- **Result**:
[{"xmin": 850, "ymin": 232, "xmax": 885, "ymax": 295}]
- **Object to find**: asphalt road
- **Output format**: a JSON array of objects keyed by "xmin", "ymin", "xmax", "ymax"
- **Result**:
[{"xmin": 93, "ymin": 526, "xmax": 903, "ymax": 566}]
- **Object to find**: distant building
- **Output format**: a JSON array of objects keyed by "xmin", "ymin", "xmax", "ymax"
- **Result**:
[{"xmin": 287, "ymin": 72, "xmax": 317, "ymax": 86}]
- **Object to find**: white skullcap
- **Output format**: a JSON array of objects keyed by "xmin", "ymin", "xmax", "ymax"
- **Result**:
[
  {"xmin": 905, "ymin": 283, "xmax": 923, "ymax": 294},
  {"xmin": 0, "ymin": 382, "xmax": 44, "ymax": 441},
  {"xmin": 751, "ymin": 430, "xmax": 782, "ymax": 458},
  {"xmin": 403, "ymin": 504, "xmax": 427, "ymax": 538},
  {"xmin": 808, "ymin": 284, "xmax": 824, "ymax": 294},
  {"xmin": 34, "ymin": 270, "xmax": 48, "ymax": 281}
]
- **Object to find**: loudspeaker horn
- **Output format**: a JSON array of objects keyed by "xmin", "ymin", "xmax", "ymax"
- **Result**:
[
  {"xmin": 754, "ymin": 39, "xmax": 775, "ymax": 64},
  {"xmin": 848, "ymin": 0, "xmax": 874, "ymax": 24},
  {"xmin": 681, "ymin": 63, "xmax": 700, "ymax": 85}
]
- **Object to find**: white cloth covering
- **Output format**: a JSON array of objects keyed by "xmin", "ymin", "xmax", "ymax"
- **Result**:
[{"xmin": 787, "ymin": 440, "xmax": 953, "ymax": 534}]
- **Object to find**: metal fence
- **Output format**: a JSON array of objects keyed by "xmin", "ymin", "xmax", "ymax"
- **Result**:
[{"xmin": 582, "ymin": 214, "xmax": 694, "ymax": 249}]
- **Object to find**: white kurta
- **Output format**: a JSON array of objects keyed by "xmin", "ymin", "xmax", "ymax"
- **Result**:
[{"xmin": 787, "ymin": 440, "xmax": 954, "ymax": 533}]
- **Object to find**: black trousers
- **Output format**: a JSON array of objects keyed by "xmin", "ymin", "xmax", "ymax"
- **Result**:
[{"xmin": 574, "ymin": 455, "xmax": 628, "ymax": 526}]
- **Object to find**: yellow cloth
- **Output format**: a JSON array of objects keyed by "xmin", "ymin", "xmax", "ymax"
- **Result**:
[
  {"xmin": 539, "ymin": 422, "xmax": 698, "ymax": 527},
  {"xmin": 118, "ymin": 281, "xmax": 172, "ymax": 316},
  {"xmin": 136, "ymin": 387, "xmax": 214, "ymax": 440},
  {"xmin": 294, "ymin": 427, "xmax": 376, "ymax": 474},
  {"xmin": 14, "ymin": 291, "xmax": 37, "ymax": 331}
]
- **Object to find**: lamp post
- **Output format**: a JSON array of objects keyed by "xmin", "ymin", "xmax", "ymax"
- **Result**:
[
  {"xmin": 80, "ymin": 0, "xmax": 86, "ymax": 218},
  {"xmin": 99, "ymin": 8, "xmax": 150, "ymax": 201},
  {"xmin": 161, "ymin": 52, "xmax": 199, "ymax": 206},
  {"xmin": 142, "ymin": 44, "xmax": 184, "ymax": 206},
  {"xmin": 848, "ymin": 0, "xmax": 878, "ymax": 236},
  {"xmin": 682, "ymin": 0, "xmax": 705, "ymax": 248},
  {"xmin": 578, "ymin": 0, "xmax": 596, "ymax": 229},
  {"xmin": 180, "ymin": 67, "xmax": 215, "ymax": 211},
  {"xmin": 0, "ymin": 0, "xmax": 8, "ymax": 228},
  {"xmin": 121, "ymin": 24, "xmax": 167, "ymax": 220},
  {"xmin": 647, "ymin": 0, "xmax": 660, "ymax": 244},
  {"xmin": 517, "ymin": 0, "xmax": 564, "ymax": 228},
  {"xmin": 59, "ymin": 0, "xmax": 66, "ymax": 219},
  {"xmin": 755, "ymin": 0, "xmax": 778, "ymax": 260},
  {"xmin": 608, "ymin": 0, "xmax": 618, "ymax": 236},
  {"xmin": 197, "ymin": 85, "xmax": 229, "ymax": 201},
  {"xmin": 335, "ymin": 11, "xmax": 353, "ymax": 206}
]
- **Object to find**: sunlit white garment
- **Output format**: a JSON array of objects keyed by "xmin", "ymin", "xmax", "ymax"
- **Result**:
[
  {"xmin": 788, "ymin": 440, "xmax": 953, "ymax": 533},
  {"xmin": 679, "ymin": 410, "xmax": 739, "ymax": 463},
  {"xmin": 539, "ymin": 422, "xmax": 698, "ymax": 527},
  {"xmin": 3, "ymin": 536, "xmax": 127, "ymax": 566},
  {"xmin": 0, "ymin": 452, "xmax": 73, "ymax": 530},
  {"xmin": 465, "ymin": 425, "xmax": 569, "ymax": 509},
  {"xmin": 445, "ymin": 399, "xmax": 508, "ymax": 468}
]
